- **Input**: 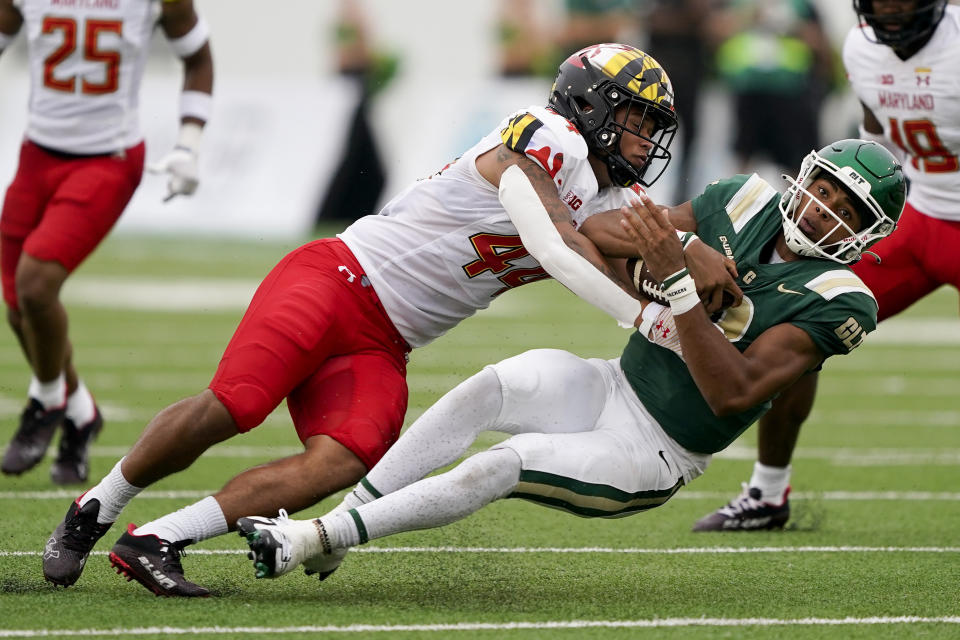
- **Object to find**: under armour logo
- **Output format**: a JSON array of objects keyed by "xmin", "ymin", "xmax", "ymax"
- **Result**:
[
  {"xmin": 655, "ymin": 320, "xmax": 671, "ymax": 339},
  {"xmin": 338, "ymin": 266, "xmax": 356, "ymax": 283},
  {"xmin": 44, "ymin": 537, "xmax": 60, "ymax": 560}
]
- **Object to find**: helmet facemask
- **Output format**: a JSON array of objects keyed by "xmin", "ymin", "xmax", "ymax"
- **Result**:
[
  {"xmin": 779, "ymin": 149, "xmax": 897, "ymax": 264},
  {"xmin": 853, "ymin": 0, "xmax": 947, "ymax": 49},
  {"xmin": 594, "ymin": 92, "xmax": 678, "ymax": 188}
]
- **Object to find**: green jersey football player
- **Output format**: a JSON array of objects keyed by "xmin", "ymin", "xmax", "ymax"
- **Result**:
[{"xmin": 237, "ymin": 139, "xmax": 906, "ymax": 581}]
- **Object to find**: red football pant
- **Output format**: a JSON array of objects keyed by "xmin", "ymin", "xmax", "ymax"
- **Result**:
[
  {"xmin": 853, "ymin": 202, "xmax": 960, "ymax": 321},
  {"xmin": 0, "ymin": 140, "xmax": 145, "ymax": 309},
  {"xmin": 209, "ymin": 238, "xmax": 411, "ymax": 469}
]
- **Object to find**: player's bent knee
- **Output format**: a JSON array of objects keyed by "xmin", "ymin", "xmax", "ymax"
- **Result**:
[
  {"xmin": 491, "ymin": 349, "xmax": 590, "ymax": 393},
  {"xmin": 451, "ymin": 448, "xmax": 521, "ymax": 501},
  {"xmin": 169, "ymin": 390, "xmax": 239, "ymax": 445},
  {"xmin": 445, "ymin": 366, "xmax": 504, "ymax": 418},
  {"xmin": 457, "ymin": 366, "xmax": 503, "ymax": 398},
  {"xmin": 301, "ymin": 435, "xmax": 368, "ymax": 486},
  {"xmin": 15, "ymin": 257, "xmax": 67, "ymax": 310}
]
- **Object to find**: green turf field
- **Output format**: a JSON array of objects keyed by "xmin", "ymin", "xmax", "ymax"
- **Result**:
[{"xmin": 1, "ymin": 230, "xmax": 958, "ymax": 639}]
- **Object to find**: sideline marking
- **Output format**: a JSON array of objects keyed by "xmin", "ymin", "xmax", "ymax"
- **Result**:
[
  {"xmin": 1, "ymin": 616, "xmax": 959, "ymax": 636},
  {"xmin": 58, "ymin": 275, "xmax": 960, "ymax": 343},
  {"xmin": 4, "ymin": 545, "xmax": 960, "ymax": 557}
]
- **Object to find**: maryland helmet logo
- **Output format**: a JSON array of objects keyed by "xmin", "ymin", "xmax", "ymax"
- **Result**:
[
  {"xmin": 548, "ymin": 43, "xmax": 679, "ymax": 188},
  {"xmin": 565, "ymin": 44, "xmax": 675, "ymax": 114}
]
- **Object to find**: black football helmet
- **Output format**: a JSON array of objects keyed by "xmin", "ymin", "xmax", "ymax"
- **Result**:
[
  {"xmin": 548, "ymin": 43, "xmax": 678, "ymax": 188},
  {"xmin": 853, "ymin": 0, "xmax": 947, "ymax": 49}
]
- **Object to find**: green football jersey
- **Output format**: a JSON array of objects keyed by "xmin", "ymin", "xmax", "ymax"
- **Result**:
[{"xmin": 621, "ymin": 174, "xmax": 879, "ymax": 454}]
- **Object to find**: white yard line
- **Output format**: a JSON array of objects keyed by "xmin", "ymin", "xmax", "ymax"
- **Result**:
[
  {"xmin": 3, "ymin": 546, "xmax": 960, "ymax": 557},
  {"xmin": 1, "ymin": 616, "xmax": 959, "ymax": 637},
  {"xmin": 58, "ymin": 276, "xmax": 959, "ymax": 344}
]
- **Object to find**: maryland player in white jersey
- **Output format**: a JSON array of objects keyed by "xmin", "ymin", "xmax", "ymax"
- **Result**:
[
  {"xmin": 694, "ymin": 0, "xmax": 960, "ymax": 532},
  {"xmin": 41, "ymin": 44, "xmax": 739, "ymax": 596},
  {"xmin": 341, "ymin": 104, "xmax": 654, "ymax": 348},
  {"xmin": 0, "ymin": 0, "xmax": 213, "ymax": 487}
]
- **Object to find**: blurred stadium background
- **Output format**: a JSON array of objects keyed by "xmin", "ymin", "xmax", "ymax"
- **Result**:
[
  {"xmin": 0, "ymin": 0, "xmax": 874, "ymax": 238},
  {"xmin": 1, "ymin": 1, "xmax": 958, "ymax": 636}
]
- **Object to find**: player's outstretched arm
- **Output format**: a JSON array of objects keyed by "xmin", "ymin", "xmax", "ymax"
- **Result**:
[
  {"xmin": 581, "ymin": 203, "xmax": 741, "ymax": 314},
  {"xmin": 0, "ymin": 0, "xmax": 23, "ymax": 56},
  {"xmin": 477, "ymin": 145, "xmax": 647, "ymax": 328},
  {"xmin": 152, "ymin": 0, "xmax": 214, "ymax": 202}
]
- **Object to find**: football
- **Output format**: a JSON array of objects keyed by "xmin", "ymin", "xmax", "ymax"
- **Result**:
[
  {"xmin": 625, "ymin": 257, "xmax": 668, "ymax": 304},
  {"xmin": 626, "ymin": 258, "xmax": 737, "ymax": 314}
]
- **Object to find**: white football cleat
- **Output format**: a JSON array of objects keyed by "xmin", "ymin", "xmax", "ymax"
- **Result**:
[
  {"xmin": 237, "ymin": 510, "xmax": 318, "ymax": 579},
  {"xmin": 303, "ymin": 546, "xmax": 348, "ymax": 581}
]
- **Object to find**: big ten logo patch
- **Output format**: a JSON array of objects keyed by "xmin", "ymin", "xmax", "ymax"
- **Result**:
[{"xmin": 562, "ymin": 191, "xmax": 583, "ymax": 210}]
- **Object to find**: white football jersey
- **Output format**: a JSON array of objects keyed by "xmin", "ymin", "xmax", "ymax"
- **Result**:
[
  {"xmin": 843, "ymin": 6, "xmax": 960, "ymax": 221},
  {"xmin": 13, "ymin": 0, "xmax": 162, "ymax": 154},
  {"xmin": 339, "ymin": 106, "xmax": 644, "ymax": 348}
]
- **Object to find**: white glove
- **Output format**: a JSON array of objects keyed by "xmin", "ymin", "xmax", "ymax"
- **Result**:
[
  {"xmin": 639, "ymin": 302, "xmax": 725, "ymax": 361},
  {"xmin": 642, "ymin": 303, "xmax": 684, "ymax": 359},
  {"xmin": 149, "ymin": 122, "xmax": 202, "ymax": 202}
]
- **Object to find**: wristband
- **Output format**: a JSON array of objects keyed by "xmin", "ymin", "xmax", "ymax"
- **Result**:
[
  {"xmin": 663, "ymin": 269, "xmax": 700, "ymax": 315},
  {"xmin": 180, "ymin": 90, "xmax": 212, "ymax": 123},
  {"xmin": 676, "ymin": 231, "xmax": 701, "ymax": 251},
  {"xmin": 167, "ymin": 15, "xmax": 209, "ymax": 58},
  {"xmin": 637, "ymin": 301, "xmax": 665, "ymax": 338},
  {"xmin": 661, "ymin": 267, "xmax": 690, "ymax": 291}
]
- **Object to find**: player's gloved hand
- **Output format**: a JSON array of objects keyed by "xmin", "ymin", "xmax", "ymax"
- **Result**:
[{"xmin": 149, "ymin": 122, "xmax": 202, "ymax": 202}]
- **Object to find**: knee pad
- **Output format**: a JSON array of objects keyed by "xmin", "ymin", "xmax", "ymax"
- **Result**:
[{"xmin": 452, "ymin": 448, "xmax": 522, "ymax": 501}]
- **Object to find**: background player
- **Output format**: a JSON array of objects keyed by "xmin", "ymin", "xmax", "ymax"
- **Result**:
[
  {"xmin": 238, "ymin": 139, "xmax": 907, "ymax": 582},
  {"xmin": 693, "ymin": 0, "xmax": 959, "ymax": 532},
  {"xmin": 42, "ymin": 44, "xmax": 738, "ymax": 597},
  {"xmin": 0, "ymin": 0, "xmax": 213, "ymax": 485}
]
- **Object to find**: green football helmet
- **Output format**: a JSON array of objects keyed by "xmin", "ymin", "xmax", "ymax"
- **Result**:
[{"xmin": 779, "ymin": 139, "xmax": 906, "ymax": 264}]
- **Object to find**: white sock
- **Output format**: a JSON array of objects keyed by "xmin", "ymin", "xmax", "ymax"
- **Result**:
[
  {"xmin": 321, "ymin": 448, "xmax": 521, "ymax": 548},
  {"xmin": 28, "ymin": 374, "xmax": 66, "ymax": 410},
  {"xmin": 78, "ymin": 458, "xmax": 143, "ymax": 524},
  {"xmin": 134, "ymin": 496, "xmax": 228, "ymax": 544},
  {"xmin": 363, "ymin": 367, "xmax": 504, "ymax": 497},
  {"xmin": 749, "ymin": 461, "xmax": 791, "ymax": 503},
  {"xmin": 339, "ymin": 480, "xmax": 378, "ymax": 512},
  {"xmin": 66, "ymin": 380, "xmax": 97, "ymax": 428}
]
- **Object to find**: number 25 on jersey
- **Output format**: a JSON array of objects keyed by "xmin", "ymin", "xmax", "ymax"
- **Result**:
[{"xmin": 43, "ymin": 16, "xmax": 122, "ymax": 95}]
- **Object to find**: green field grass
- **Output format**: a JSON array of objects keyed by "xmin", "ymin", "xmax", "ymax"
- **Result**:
[{"xmin": 1, "ymin": 230, "xmax": 958, "ymax": 639}]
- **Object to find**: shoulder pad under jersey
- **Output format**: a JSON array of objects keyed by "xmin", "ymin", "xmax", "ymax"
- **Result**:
[{"xmin": 500, "ymin": 105, "xmax": 589, "ymax": 162}]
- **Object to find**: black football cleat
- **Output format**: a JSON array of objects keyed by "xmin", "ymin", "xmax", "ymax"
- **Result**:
[
  {"xmin": 43, "ymin": 498, "xmax": 113, "ymax": 587},
  {"xmin": 108, "ymin": 524, "xmax": 210, "ymax": 597},
  {"xmin": 692, "ymin": 484, "xmax": 790, "ymax": 532},
  {"xmin": 2, "ymin": 399, "xmax": 65, "ymax": 475},
  {"xmin": 50, "ymin": 408, "xmax": 104, "ymax": 485}
]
